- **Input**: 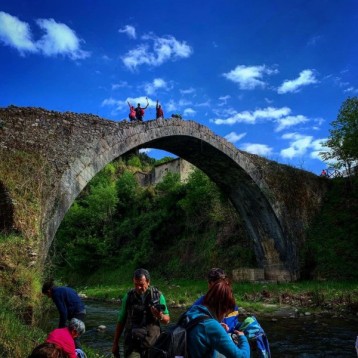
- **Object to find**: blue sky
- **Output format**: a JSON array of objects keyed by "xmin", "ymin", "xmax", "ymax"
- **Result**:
[{"xmin": 1, "ymin": 0, "xmax": 357, "ymax": 175}]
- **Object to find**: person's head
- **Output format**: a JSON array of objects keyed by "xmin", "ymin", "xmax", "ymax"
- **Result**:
[
  {"xmin": 137, "ymin": 103, "xmax": 141, "ymax": 108},
  {"xmin": 207, "ymin": 268, "xmax": 228, "ymax": 287},
  {"xmin": 203, "ymin": 280, "xmax": 235, "ymax": 322},
  {"xmin": 68, "ymin": 318, "xmax": 85, "ymax": 338},
  {"xmin": 133, "ymin": 268, "xmax": 150, "ymax": 294},
  {"xmin": 28, "ymin": 342, "xmax": 66, "ymax": 358},
  {"xmin": 41, "ymin": 280, "xmax": 56, "ymax": 298}
]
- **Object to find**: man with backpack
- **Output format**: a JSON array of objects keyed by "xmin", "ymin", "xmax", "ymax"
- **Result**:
[
  {"xmin": 112, "ymin": 268, "xmax": 170, "ymax": 358},
  {"xmin": 135, "ymin": 98, "xmax": 149, "ymax": 121}
]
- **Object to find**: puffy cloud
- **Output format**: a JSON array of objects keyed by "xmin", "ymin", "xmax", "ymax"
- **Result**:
[
  {"xmin": 241, "ymin": 143, "xmax": 273, "ymax": 156},
  {"xmin": 277, "ymin": 69, "xmax": 317, "ymax": 94},
  {"xmin": 0, "ymin": 11, "xmax": 90, "ymax": 60},
  {"xmin": 183, "ymin": 108, "xmax": 196, "ymax": 117},
  {"xmin": 223, "ymin": 65, "xmax": 278, "ymax": 90},
  {"xmin": 275, "ymin": 114, "xmax": 309, "ymax": 132},
  {"xmin": 212, "ymin": 106, "xmax": 291, "ymax": 125},
  {"xmin": 118, "ymin": 25, "xmax": 136, "ymax": 39},
  {"xmin": 280, "ymin": 132, "xmax": 326, "ymax": 160},
  {"xmin": 122, "ymin": 33, "xmax": 192, "ymax": 71},
  {"xmin": 224, "ymin": 131, "xmax": 246, "ymax": 143},
  {"xmin": 144, "ymin": 78, "xmax": 167, "ymax": 95},
  {"xmin": 36, "ymin": 18, "xmax": 90, "ymax": 59},
  {"xmin": 0, "ymin": 11, "xmax": 37, "ymax": 53}
]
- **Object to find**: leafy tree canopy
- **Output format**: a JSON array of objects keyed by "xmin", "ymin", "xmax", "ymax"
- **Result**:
[{"xmin": 321, "ymin": 97, "xmax": 358, "ymax": 172}]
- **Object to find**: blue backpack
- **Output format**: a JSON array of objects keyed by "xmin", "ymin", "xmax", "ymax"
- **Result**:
[{"xmin": 234, "ymin": 316, "xmax": 271, "ymax": 358}]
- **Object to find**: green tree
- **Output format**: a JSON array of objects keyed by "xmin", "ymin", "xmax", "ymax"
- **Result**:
[{"xmin": 321, "ymin": 97, "xmax": 358, "ymax": 174}]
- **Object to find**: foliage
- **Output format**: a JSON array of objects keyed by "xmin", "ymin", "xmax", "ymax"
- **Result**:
[
  {"xmin": 301, "ymin": 177, "xmax": 358, "ymax": 280},
  {"xmin": 320, "ymin": 96, "xmax": 358, "ymax": 173},
  {"xmin": 53, "ymin": 158, "xmax": 252, "ymax": 280}
]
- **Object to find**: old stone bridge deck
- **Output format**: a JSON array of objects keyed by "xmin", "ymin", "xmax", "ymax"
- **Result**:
[{"xmin": 0, "ymin": 106, "xmax": 328, "ymax": 281}]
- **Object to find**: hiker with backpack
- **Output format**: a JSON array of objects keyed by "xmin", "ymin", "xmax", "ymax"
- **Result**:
[
  {"xmin": 112, "ymin": 268, "xmax": 170, "ymax": 358},
  {"xmin": 186, "ymin": 280, "xmax": 250, "ymax": 358},
  {"xmin": 135, "ymin": 97, "xmax": 149, "ymax": 121},
  {"xmin": 192, "ymin": 268, "xmax": 270, "ymax": 358},
  {"xmin": 127, "ymin": 101, "xmax": 136, "ymax": 121},
  {"xmin": 156, "ymin": 100, "xmax": 164, "ymax": 119}
]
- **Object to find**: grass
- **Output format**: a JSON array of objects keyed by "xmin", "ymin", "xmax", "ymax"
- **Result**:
[{"xmin": 76, "ymin": 269, "xmax": 358, "ymax": 315}]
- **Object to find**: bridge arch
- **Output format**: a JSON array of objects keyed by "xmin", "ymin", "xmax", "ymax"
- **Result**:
[{"xmin": 44, "ymin": 119, "xmax": 296, "ymax": 280}]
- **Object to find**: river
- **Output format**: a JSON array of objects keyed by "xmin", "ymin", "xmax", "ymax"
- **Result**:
[{"xmin": 47, "ymin": 300, "xmax": 357, "ymax": 357}]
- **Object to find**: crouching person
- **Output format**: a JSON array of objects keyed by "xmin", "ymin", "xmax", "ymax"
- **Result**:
[
  {"xmin": 186, "ymin": 280, "xmax": 250, "ymax": 358},
  {"xmin": 46, "ymin": 318, "xmax": 86, "ymax": 358},
  {"xmin": 112, "ymin": 268, "xmax": 170, "ymax": 358}
]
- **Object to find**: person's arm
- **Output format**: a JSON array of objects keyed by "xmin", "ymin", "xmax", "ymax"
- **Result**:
[
  {"xmin": 127, "ymin": 101, "xmax": 131, "ymax": 108},
  {"xmin": 112, "ymin": 293, "xmax": 128, "ymax": 357},
  {"xmin": 156, "ymin": 100, "xmax": 159, "ymax": 109},
  {"xmin": 112, "ymin": 322, "xmax": 125, "ymax": 357},
  {"xmin": 143, "ymin": 97, "xmax": 149, "ymax": 109},
  {"xmin": 52, "ymin": 290, "xmax": 68, "ymax": 327},
  {"xmin": 150, "ymin": 293, "xmax": 170, "ymax": 324},
  {"xmin": 206, "ymin": 320, "xmax": 250, "ymax": 358}
]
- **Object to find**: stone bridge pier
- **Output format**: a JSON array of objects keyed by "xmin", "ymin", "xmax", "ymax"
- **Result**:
[{"xmin": 0, "ymin": 106, "xmax": 328, "ymax": 281}]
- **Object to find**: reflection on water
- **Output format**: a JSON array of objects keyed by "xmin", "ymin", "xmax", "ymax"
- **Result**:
[{"xmin": 48, "ymin": 300, "xmax": 358, "ymax": 357}]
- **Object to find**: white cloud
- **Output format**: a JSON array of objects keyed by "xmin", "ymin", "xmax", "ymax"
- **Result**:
[
  {"xmin": 218, "ymin": 95, "xmax": 231, "ymax": 106},
  {"xmin": 183, "ymin": 108, "xmax": 196, "ymax": 117},
  {"xmin": 277, "ymin": 69, "xmax": 317, "ymax": 94},
  {"xmin": 223, "ymin": 65, "xmax": 278, "ymax": 90},
  {"xmin": 0, "ymin": 11, "xmax": 37, "ymax": 53},
  {"xmin": 212, "ymin": 106, "xmax": 291, "ymax": 125},
  {"xmin": 112, "ymin": 81, "xmax": 129, "ymax": 90},
  {"xmin": 118, "ymin": 25, "xmax": 136, "ymax": 39},
  {"xmin": 241, "ymin": 143, "xmax": 273, "ymax": 156},
  {"xmin": 224, "ymin": 131, "xmax": 246, "ymax": 143},
  {"xmin": 122, "ymin": 33, "xmax": 193, "ymax": 71},
  {"xmin": 275, "ymin": 114, "xmax": 309, "ymax": 132},
  {"xmin": 35, "ymin": 18, "xmax": 90, "ymax": 59},
  {"xmin": 180, "ymin": 87, "xmax": 195, "ymax": 95},
  {"xmin": 0, "ymin": 12, "xmax": 90, "ymax": 60},
  {"xmin": 280, "ymin": 132, "xmax": 327, "ymax": 159},
  {"xmin": 144, "ymin": 78, "xmax": 167, "ymax": 95}
]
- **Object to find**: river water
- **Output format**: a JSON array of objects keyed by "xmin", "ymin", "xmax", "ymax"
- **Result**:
[{"xmin": 47, "ymin": 300, "xmax": 357, "ymax": 357}]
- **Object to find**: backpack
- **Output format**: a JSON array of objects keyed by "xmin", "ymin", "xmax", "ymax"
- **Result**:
[
  {"xmin": 234, "ymin": 316, "xmax": 271, "ymax": 358},
  {"xmin": 75, "ymin": 348, "xmax": 87, "ymax": 358},
  {"xmin": 148, "ymin": 314, "xmax": 209, "ymax": 358}
]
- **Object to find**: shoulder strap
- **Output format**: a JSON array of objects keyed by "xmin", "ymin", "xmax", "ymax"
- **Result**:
[
  {"xmin": 182, "ymin": 315, "xmax": 210, "ymax": 331},
  {"xmin": 150, "ymin": 286, "xmax": 161, "ymax": 301}
]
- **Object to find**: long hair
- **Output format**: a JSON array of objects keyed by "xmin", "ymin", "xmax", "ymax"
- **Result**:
[{"xmin": 203, "ymin": 280, "xmax": 235, "ymax": 320}]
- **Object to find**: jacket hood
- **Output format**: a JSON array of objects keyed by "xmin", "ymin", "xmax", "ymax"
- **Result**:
[{"xmin": 185, "ymin": 304, "xmax": 215, "ymax": 321}]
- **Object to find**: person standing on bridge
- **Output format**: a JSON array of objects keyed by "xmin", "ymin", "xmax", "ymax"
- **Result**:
[
  {"xmin": 135, "ymin": 97, "xmax": 149, "ymax": 121},
  {"xmin": 127, "ymin": 101, "xmax": 136, "ymax": 121},
  {"xmin": 156, "ymin": 99, "xmax": 164, "ymax": 119}
]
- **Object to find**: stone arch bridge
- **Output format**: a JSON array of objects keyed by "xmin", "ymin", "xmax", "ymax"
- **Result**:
[{"xmin": 0, "ymin": 106, "xmax": 328, "ymax": 281}]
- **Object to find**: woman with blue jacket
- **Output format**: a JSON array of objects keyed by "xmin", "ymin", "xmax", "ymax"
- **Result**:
[{"xmin": 186, "ymin": 280, "xmax": 250, "ymax": 358}]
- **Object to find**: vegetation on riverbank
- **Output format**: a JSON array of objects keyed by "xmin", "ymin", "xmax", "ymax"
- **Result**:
[{"xmin": 77, "ymin": 266, "xmax": 358, "ymax": 316}]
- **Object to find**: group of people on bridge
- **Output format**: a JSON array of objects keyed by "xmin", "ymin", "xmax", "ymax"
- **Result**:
[
  {"xmin": 128, "ymin": 98, "xmax": 164, "ymax": 122},
  {"xmin": 28, "ymin": 268, "xmax": 270, "ymax": 358}
]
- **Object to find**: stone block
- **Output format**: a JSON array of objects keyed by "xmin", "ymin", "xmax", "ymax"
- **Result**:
[{"xmin": 232, "ymin": 268, "xmax": 265, "ymax": 282}]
